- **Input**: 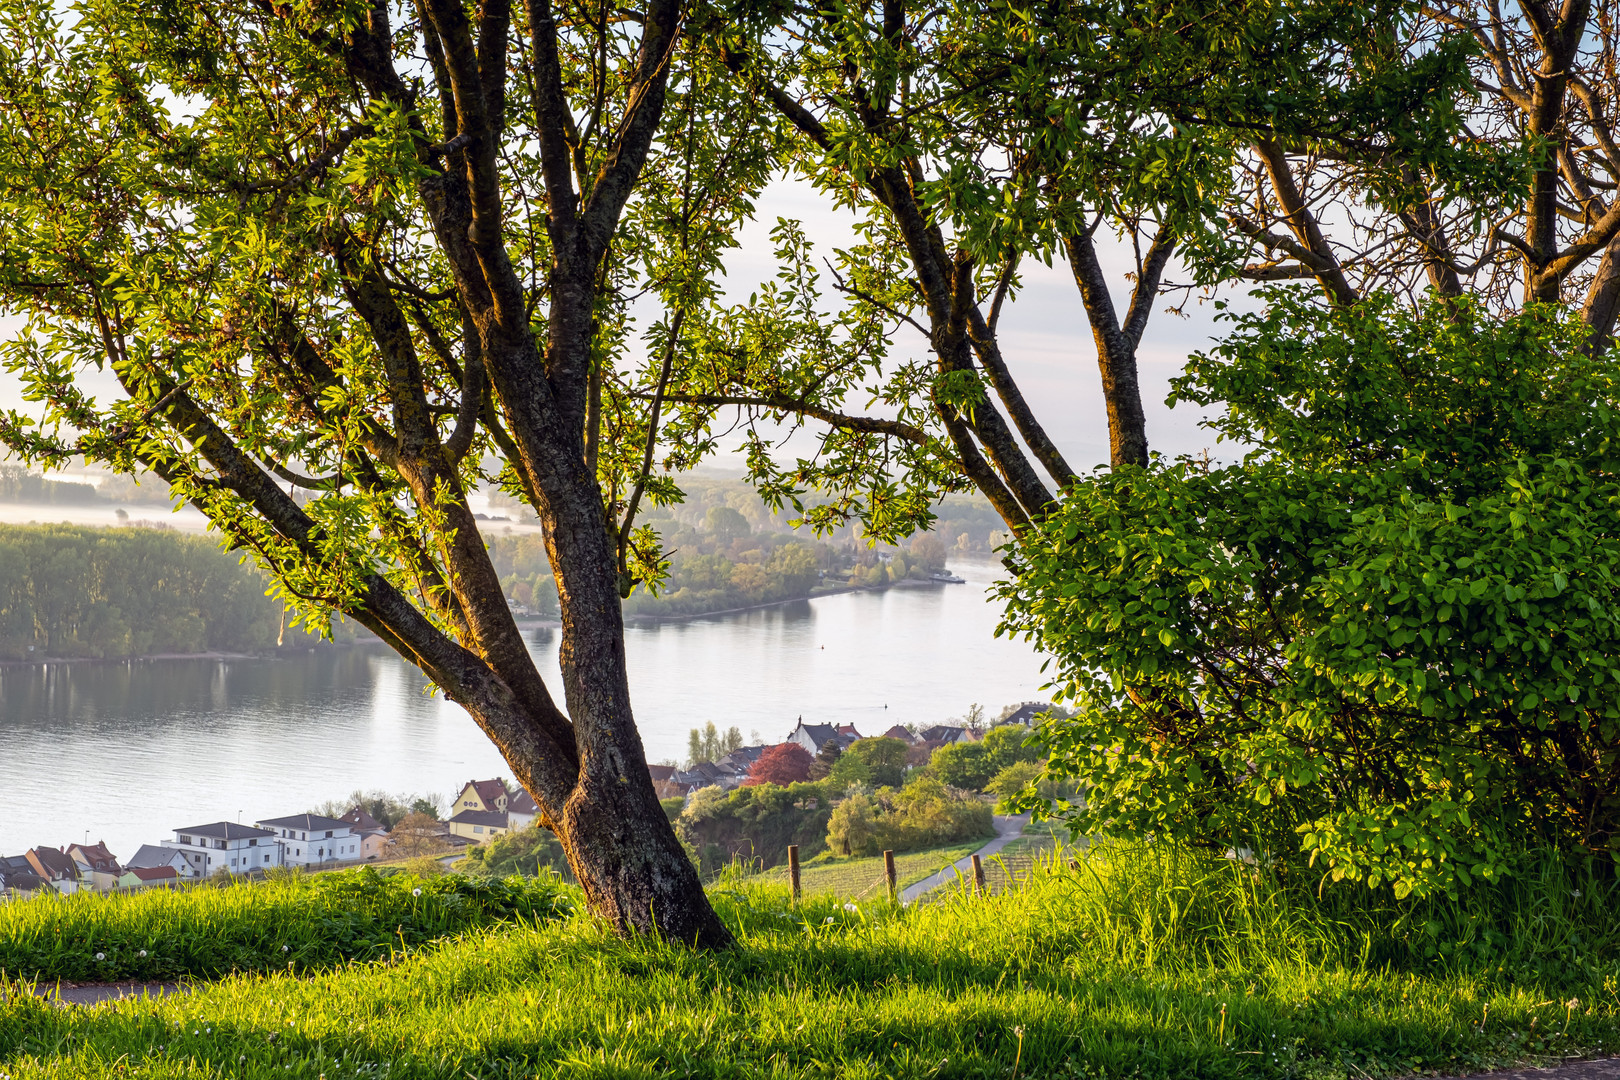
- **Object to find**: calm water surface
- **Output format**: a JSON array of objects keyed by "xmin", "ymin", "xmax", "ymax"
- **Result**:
[{"xmin": 0, "ymin": 558, "xmax": 1048, "ymax": 856}]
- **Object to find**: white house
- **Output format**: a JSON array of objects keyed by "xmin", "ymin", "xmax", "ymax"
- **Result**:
[
  {"xmin": 161, "ymin": 822, "xmax": 281, "ymax": 877},
  {"xmin": 255, "ymin": 814, "xmax": 361, "ymax": 866},
  {"xmin": 506, "ymin": 788, "xmax": 539, "ymax": 831}
]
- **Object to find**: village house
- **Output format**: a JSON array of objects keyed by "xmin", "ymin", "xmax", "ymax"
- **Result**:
[
  {"xmin": 124, "ymin": 845, "xmax": 191, "ymax": 878},
  {"xmin": 67, "ymin": 841, "xmax": 121, "ymax": 892},
  {"xmin": 453, "ymin": 779, "xmax": 510, "ymax": 815},
  {"xmin": 118, "ymin": 865, "xmax": 180, "ymax": 890},
  {"xmin": 0, "ymin": 853, "xmax": 43, "ymax": 897},
  {"xmin": 786, "ymin": 720, "xmax": 862, "ymax": 757},
  {"xmin": 506, "ymin": 789, "xmax": 538, "ymax": 831},
  {"xmin": 882, "ymin": 725, "xmax": 917, "ymax": 744},
  {"xmin": 255, "ymin": 814, "xmax": 360, "ymax": 866},
  {"xmin": 918, "ymin": 724, "xmax": 974, "ymax": 745},
  {"xmin": 338, "ymin": 807, "xmax": 391, "ymax": 861},
  {"xmin": 996, "ymin": 703, "xmax": 1047, "ymax": 728},
  {"xmin": 162, "ymin": 822, "xmax": 280, "ymax": 876},
  {"xmin": 447, "ymin": 808, "xmax": 510, "ymax": 840},
  {"xmin": 25, "ymin": 846, "xmax": 80, "ymax": 894}
]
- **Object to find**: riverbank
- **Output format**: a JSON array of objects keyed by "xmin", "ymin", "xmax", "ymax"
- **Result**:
[
  {"xmin": 0, "ymin": 641, "xmax": 381, "ymax": 669},
  {"xmin": 623, "ymin": 575, "xmax": 946, "ymax": 624}
]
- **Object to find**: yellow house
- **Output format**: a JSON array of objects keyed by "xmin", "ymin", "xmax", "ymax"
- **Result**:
[
  {"xmin": 453, "ymin": 779, "xmax": 510, "ymax": 816},
  {"xmin": 447, "ymin": 809, "xmax": 510, "ymax": 840}
]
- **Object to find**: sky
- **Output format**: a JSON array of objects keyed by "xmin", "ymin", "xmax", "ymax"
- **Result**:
[{"xmin": 0, "ymin": 176, "xmax": 1253, "ymax": 483}]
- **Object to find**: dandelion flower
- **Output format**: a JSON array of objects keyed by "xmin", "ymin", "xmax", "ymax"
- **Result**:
[
  {"xmin": 137, "ymin": 950, "xmax": 147, "ymax": 958},
  {"xmin": 412, "ymin": 888, "xmax": 422, "ymax": 897},
  {"xmin": 843, "ymin": 903, "xmax": 857, "ymax": 912},
  {"xmin": 95, "ymin": 952, "xmax": 105, "ymax": 961},
  {"xmin": 281, "ymin": 944, "xmax": 289, "ymax": 952},
  {"xmin": 824, "ymin": 916, "xmax": 834, "ymax": 924},
  {"xmin": 1573, "ymin": 889, "xmax": 1583, "ymax": 898}
]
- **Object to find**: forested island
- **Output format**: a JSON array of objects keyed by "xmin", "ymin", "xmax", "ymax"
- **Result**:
[
  {"xmin": 0, "ymin": 524, "xmax": 339, "ymax": 661},
  {"xmin": 0, "ymin": 474, "xmax": 999, "ymax": 657}
]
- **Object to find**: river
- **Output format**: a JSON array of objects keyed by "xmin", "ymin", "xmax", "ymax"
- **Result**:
[{"xmin": 0, "ymin": 558, "xmax": 1049, "ymax": 857}]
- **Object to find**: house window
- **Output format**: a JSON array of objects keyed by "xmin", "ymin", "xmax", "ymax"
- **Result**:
[
  {"xmin": 473, "ymin": 825, "xmax": 484, "ymax": 834},
  {"xmin": 248, "ymin": 839, "xmax": 257, "ymax": 847}
]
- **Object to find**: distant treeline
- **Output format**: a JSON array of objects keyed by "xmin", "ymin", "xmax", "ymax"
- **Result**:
[
  {"xmin": 0, "ymin": 524, "xmax": 333, "ymax": 660},
  {"xmin": 0, "ymin": 465, "xmax": 172, "ymax": 507},
  {"xmin": 485, "ymin": 477, "xmax": 997, "ymax": 620}
]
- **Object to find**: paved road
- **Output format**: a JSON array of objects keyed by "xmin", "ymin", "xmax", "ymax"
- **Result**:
[
  {"xmin": 10, "ymin": 980, "xmax": 186, "ymax": 1006},
  {"xmin": 900, "ymin": 813, "xmax": 1030, "ymax": 903}
]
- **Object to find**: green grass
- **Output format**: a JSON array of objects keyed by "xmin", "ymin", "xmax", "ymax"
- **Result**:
[
  {"xmin": 766, "ymin": 843, "xmax": 983, "ymax": 898},
  {"xmin": 3, "ymin": 845, "xmax": 1620, "ymax": 1078},
  {"xmin": 0, "ymin": 867, "xmax": 569, "ymax": 981}
]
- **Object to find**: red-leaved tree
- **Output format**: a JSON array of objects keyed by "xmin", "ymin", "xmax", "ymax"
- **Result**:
[{"xmin": 745, "ymin": 743, "xmax": 814, "ymax": 787}]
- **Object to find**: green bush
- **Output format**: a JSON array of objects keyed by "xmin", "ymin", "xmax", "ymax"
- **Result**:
[
  {"xmin": 676, "ymin": 782, "xmax": 832, "ymax": 875},
  {"xmin": 825, "ymin": 776, "xmax": 993, "ymax": 857},
  {"xmin": 1002, "ymin": 295, "xmax": 1620, "ymax": 898},
  {"xmin": 456, "ymin": 825, "xmax": 573, "ymax": 880},
  {"xmin": 928, "ymin": 725, "xmax": 1040, "ymax": 791},
  {"xmin": 0, "ymin": 867, "xmax": 571, "ymax": 980},
  {"xmin": 829, "ymin": 736, "xmax": 909, "ymax": 788}
]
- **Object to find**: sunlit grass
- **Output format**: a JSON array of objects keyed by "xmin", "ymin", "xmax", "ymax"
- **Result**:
[
  {"xmin": 0, "ymin": 868, "xmax": 569, "ymax": 982},
  {"xmin": 2, "ymin": 845, "xmax": 1617, "ymax": 1078},
  {"xmin": 757, "ymin": 843, "xmax": 984, "ymax": 899}
]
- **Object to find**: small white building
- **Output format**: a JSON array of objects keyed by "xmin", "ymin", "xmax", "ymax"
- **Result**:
[
  {"xmin": 256, "ymin": 814, "xmax": 360, "ymax": 866},
  {"xmin": 162, "ymin": 822, "xmax": 281, "ymax": 877}
]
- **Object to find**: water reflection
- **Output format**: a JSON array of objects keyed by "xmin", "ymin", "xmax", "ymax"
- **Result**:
[{"xmin": 0, "ymin": 559, "xmax": 1047, "ymax": 856}]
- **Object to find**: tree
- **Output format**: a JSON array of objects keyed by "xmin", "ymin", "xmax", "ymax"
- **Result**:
[
  {"xmin": 675, "ymin": 0, "xmax": 1471, "ymax": 544},
  {"xmin": 928, "ymin": 741, "xmax": 992, "ymax": 793},
  {"xmin": 745, "ymin": 743, "xmax": 814, "ymax": 787},
  {"xmin": 837, "ymin": 736, "xmax": 910, "ymax": 789},
  {"xmin": 687, "ymin": 722, "xmax": 743, "ymax": 768},
  {"xmin": 1001, "ymin": 296, "xmax": 1620, "ymax": 896},
  {"xmin": 1213, "ymin": 0, "xmax": 1620, "ymax": 354},
  {"xmin": 0, "ymin": 0, "xmax": 768, "ymax": 947},
  {"xmin": 808, "ymin": 740, "xmax": 843, "ymax": 780},
  {"xmin": 388, "ymin": 813, "xmax": 450, "ymax": 859},
  {"xmin": 705, "ymin": 506, "xmax": 750, "ymax": 542}
]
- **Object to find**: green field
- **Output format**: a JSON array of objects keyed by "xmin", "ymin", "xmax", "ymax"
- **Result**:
[
  {"xmin": 761, "ymin": 843, "xmax": 985, "ymax": 898},
  {"xmin": 4, "ymin": 845, "xmax": 1620, "ymax": 1078}
]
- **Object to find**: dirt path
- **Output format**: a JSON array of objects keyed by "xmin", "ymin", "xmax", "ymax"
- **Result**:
[{"xmin": 9, "ymin": 980, "xmax": 188, "ymax": 1007}]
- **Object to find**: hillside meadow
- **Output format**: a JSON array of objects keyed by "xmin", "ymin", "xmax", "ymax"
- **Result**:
[{"xmin": 3, "ymin": 848, "xmax": 1619, "ymax": 1079}]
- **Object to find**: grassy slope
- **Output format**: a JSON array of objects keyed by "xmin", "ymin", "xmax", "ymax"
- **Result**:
[
  {"xmin": 763, "ymin": 843, "xmax": 984, "ymax": 898},
  {"xmin": 4, "ymin": 849, "xmax": 1620, "ymax": 1079}
]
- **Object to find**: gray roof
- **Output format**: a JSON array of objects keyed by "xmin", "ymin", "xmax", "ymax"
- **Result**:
[
  {"xmin": 256, "ymin": 814, "xmax": 352, "ymax": 832},
  {"xmin": 174, "ymin": 822, "xmax": 275, "ymax": 840},
  {"xmin": 448, "ymin": 809, "xmax": 509, "ymax": 828},
  {"xmin": 125, "ymin": 844, "xmax": 187, "ymax": 869}
]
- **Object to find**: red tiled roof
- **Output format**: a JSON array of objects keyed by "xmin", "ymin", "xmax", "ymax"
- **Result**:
[
  {"xmin": 26, "ymin": 846, "xmax": 77, "ymax": 881},
  {"xmin": 126, "ymin": 866, "xmax": 179, "ymax": 882},
  {"xmin": 69, "ymin": 841, "xmax": 120, "ymax": 873},
  {"xmin": 463, "ymin": 779, "xmax": 509, "ymax": 809}
]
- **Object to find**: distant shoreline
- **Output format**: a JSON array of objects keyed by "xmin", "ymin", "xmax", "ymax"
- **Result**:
[
  {"xmin": 0, "ymin": 578, "xmax": 956, "ymax": 666},
  {"xmin": 0, "ymin": 640, "xmax": 382, "ymax": 670}
]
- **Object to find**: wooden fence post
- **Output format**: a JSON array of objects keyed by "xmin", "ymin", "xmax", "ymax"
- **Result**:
[
  {"xmin": 884, "ymin": 849, "xmax": 897, "ymax": 904},
  {"xmin": 972, "ymin": 853, "xmax": 985, "ymax": 894},
  {"xmin": 787, "ymin": 844, "xmax": 800, "ymax": 905}
]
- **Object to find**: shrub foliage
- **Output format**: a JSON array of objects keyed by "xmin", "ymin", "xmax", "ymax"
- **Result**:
[{"xmin": 1002, "ymin": 296, "xmax": 1620, "ymax": 897}]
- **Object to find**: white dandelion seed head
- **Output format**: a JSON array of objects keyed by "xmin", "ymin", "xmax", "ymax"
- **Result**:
[
  {"xmin": 281, "ymin": 944, "xmax": 289, "ymax": 952},
  {"xmin": 824, "ymin": 916, "xmax": 834, "ymax": 924},
  {"xmin": 137, "ymin": 950, "xmax": 147, "ymax": 958},
  {"xmin": 95, "ymin": 952, "xmax": 105, "ymax": 961},
  {"xmin": 843, "ymin": 903, "xmax": 857, "ymax": 912},
  {"xmin": 412, "ymin": 888, "xmax": 422, "ymax": 897}
]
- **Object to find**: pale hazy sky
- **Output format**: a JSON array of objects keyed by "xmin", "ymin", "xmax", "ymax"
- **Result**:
[{"xmin": 0, "ymin": 177, "xmax": 1254, "ymax": 478}]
